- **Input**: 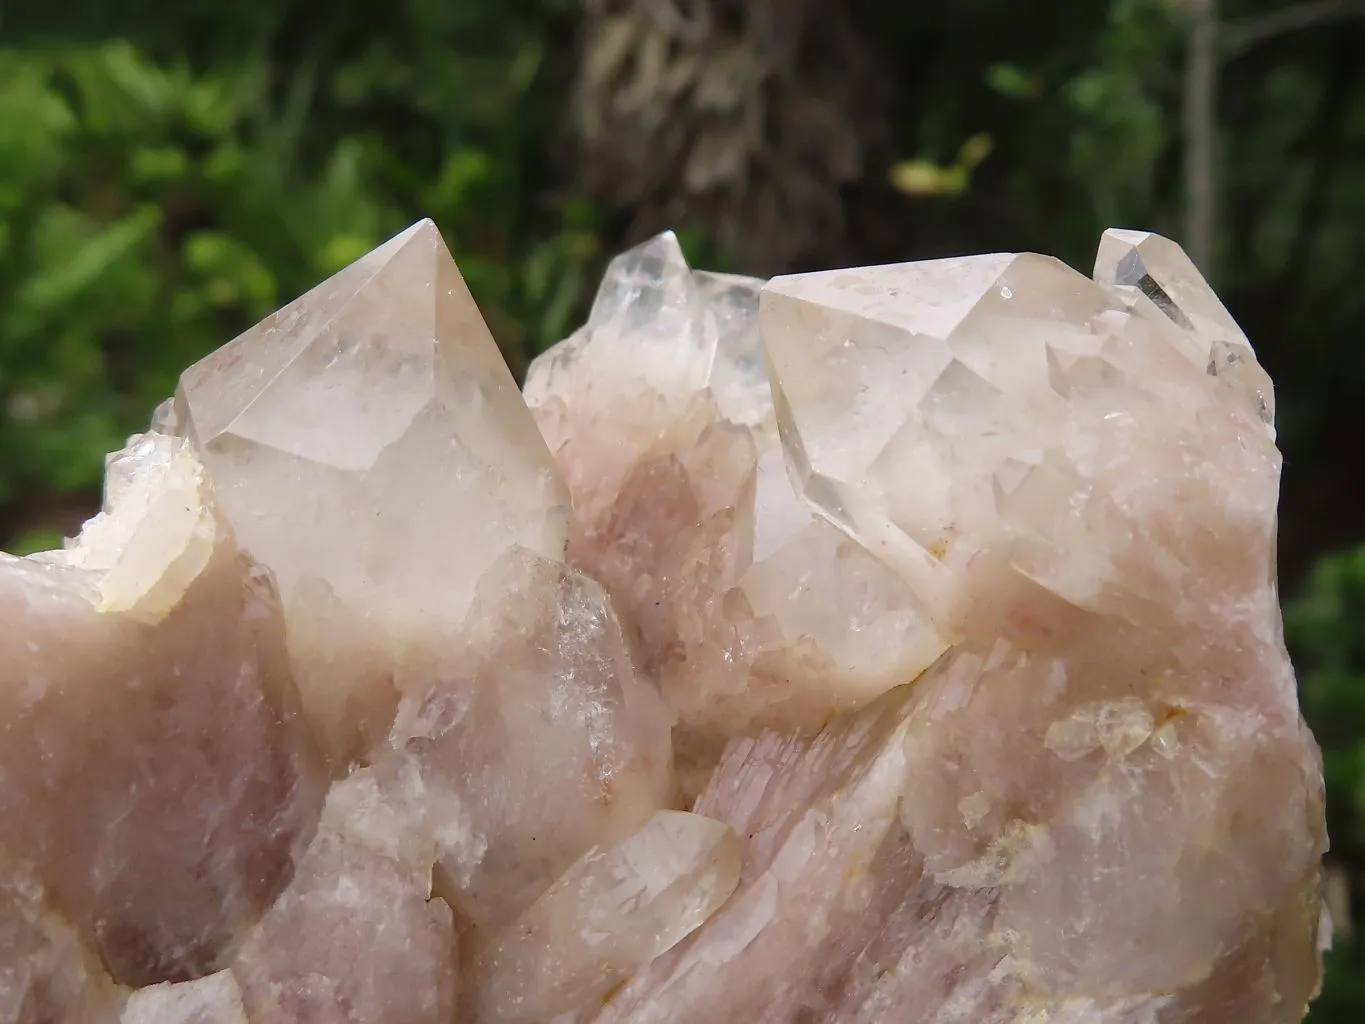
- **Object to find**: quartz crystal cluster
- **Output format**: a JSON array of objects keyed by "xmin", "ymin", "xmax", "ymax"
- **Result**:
[{"xmin": 0, "ymin": 219, "xmax": 1327, "ymax": 1023}]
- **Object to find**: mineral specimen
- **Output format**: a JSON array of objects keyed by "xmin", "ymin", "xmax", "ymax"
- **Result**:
[{"xmin": 0, "ymin": 220, "xmax": 1327, "ymax": 1024}]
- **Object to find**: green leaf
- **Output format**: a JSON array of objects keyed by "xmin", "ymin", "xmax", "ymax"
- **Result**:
[
  {"xmin": 985, "ymin": 63, "xmax": 1036, "ymax": 99},
  {"xmin": 17, "ymin": 206, "xmax": 161, "ymax": 318}
]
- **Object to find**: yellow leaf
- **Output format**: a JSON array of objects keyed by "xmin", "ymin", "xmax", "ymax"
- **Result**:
[{"xmin": 890, "ymin": 160, "xmax": 949, "ymax": 196}]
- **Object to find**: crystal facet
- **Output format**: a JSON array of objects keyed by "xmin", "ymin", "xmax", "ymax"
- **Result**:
[
  {"xmin": 388, "ymin": 546, "xmax": 677, "ymax": 935},
  {"xmin": 229, "ymin": 772, "xmax": 456, "ymax": 1024}
]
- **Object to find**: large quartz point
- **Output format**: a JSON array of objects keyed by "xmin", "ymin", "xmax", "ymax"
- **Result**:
[
  {"xmin": 759, "ymin": 241, "xmax": 1283, "ymax": 649},
  {"xmin": 0, "ymin": 434, "xmax": 326, "ymax": 988},
  {"xmin": 170, "ymin": 219, "xmax": 570, "ymax": 767},
  {"xmin": 525, "ymin": 233, "xmax": 941, "ymax": 793}
]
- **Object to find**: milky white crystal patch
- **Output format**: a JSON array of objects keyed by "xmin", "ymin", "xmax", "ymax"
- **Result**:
[{"xmin": 46, "ymin": 435, "xmax": 219, "ymax": 624}]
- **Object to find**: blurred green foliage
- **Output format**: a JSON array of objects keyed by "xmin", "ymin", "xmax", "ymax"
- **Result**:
[
  {"xmin": 1288, "ymin": 545, "xmax": 1365, "ymax": 1020},
  {"xmin": 0, "ymin": 6, "xmax": 602, "ymax": 518},
  {"xmin": 1, "ymin": 0, "xmax": 1363, "ymax": 1015}
]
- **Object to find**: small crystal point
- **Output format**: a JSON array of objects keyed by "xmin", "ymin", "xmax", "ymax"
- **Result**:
[{"xmin": 1094, "ymin": 227, "xmax": 1275, "ymax": 427}]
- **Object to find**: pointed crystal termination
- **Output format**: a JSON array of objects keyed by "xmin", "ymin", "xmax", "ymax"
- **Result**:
[
  {"xmin": 525, "ymin": 233, "xmax": 941, "ymax": 792},
  {"xmin": 1094, "ymin": 227, "xmax": 1275, "ymax": 429},
  {"xmin": 172, "ymin": 220, "xmax": 571, "ymax": 767},
  {"xmin": 0, "ymin": 434, "xmax": 327, "ymax": 988},
  {"xmin": 760, "ymin": 238, "xmax": 1283, "ymax": 653},
  {"xmin": 526, "ymin": 232, "xmax": 716, "ymax": 416}
]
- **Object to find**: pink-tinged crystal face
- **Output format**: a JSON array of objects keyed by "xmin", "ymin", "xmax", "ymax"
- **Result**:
[
  {"xmin": 523, "ymin": 224, "xmax": 1324, "ymax": 1021},
  {"xmin": 387, "ymin": 546, "xmax": 678, "ymax": 935},
  {"xmin": 0, "ymin": 221, "xmax": 1326, "ymax": 1023}
]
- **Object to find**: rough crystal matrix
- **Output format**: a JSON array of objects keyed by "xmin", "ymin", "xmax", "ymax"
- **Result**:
[{"xmin": 0, "ymin": 221, "xmax": 1326, "ymax": 1024}]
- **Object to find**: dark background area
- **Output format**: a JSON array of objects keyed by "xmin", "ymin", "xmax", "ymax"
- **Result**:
[{"xmin": 2, "ymin": 0, "xmax": 1363, "ymax": 1015}]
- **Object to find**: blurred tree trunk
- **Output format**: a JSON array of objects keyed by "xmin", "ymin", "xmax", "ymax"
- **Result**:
[{"xmin": 567, "ymin": 0, "xmax": 891, "ymax": 274}]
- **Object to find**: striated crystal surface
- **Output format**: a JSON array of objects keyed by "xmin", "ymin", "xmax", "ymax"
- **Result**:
[
  {"xmin": 173, "ymin": 219, "xmax": 570, "ymax": 767},
  {"xmin": 0, "ymin": 222, "xmax": 1327, "ymax": 1023},
  {"xmin": 526, "ymin": 233, "xmax": 941, "ymax": 794},
  {"xmin": 586, "ymin": 643, "xmax": 1321, "ymax": 1023},
  {"xmin": 0, "ymin": 434, "xmax": 325, "ymax": 990}
]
